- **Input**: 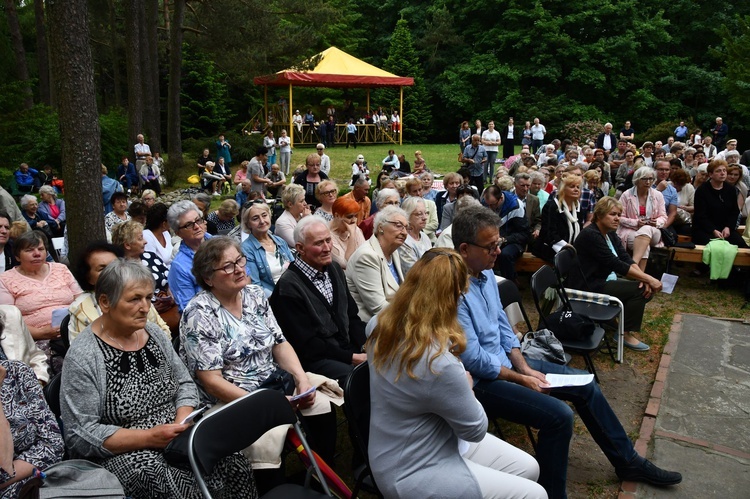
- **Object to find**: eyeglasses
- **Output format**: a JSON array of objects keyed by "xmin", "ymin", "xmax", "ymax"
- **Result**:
[
  {"xmin": 320, "ymin": 189, "xmax": 337, "ymax": 196},
  {"xmin": 179, "ymin": 216, "xmax": 205, "ymax": 231},
  {"xmin": 213, "ymin": 255, "xmax": 247, "ymax": 274},
  {"xmin": 384, "ymin": 220, "xmax": 407, "ymax": 231},
  {"xmin": 640, "ymin": 177, "xmax": 655, "ymax": 182},
  {"xmin": 468, "ymin": 240, "xmax": 502, "ymax": 254}
]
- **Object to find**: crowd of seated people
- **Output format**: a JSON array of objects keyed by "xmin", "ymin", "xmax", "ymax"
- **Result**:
[{"xmin": 10, "ymin": 121, "xmax": 750, "ymax": 497}]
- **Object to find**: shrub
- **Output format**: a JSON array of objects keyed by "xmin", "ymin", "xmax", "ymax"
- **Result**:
[
  {"xmin": 560, "ymin": 121, "xmax": 605, "ymax": 144},
  {"xmin": 99, "ymin": 109, "xmax": 129, "ymax": 169},
  {"xmin": 641, "ymin": 119, "xmax": 700, "ymax": 144}
]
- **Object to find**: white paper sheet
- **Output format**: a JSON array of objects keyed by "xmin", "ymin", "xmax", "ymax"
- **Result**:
[
  {"xmin": 543, "ymin": 373, "xmax": 595, "ymax": 388},
  {"xmin": 661, "ymin": 273, "xmax": 678, "ymax": 294}
]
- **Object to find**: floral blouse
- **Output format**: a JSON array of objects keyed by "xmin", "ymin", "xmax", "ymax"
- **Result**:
[
  {"xmin": 0, "ymin": 360, "xmax": 64, "ymax": 497},
  {"xmin": 180, "ymin": 285, "xmax": 285, "ymax": 404}
]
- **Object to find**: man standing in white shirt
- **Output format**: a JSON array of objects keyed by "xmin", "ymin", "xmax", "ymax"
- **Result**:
[
  {"xmin": 317, "ymin": 143, "xmax": 331, "ymax": 175},
  {"xmin": 134, "ymin": 134, "xmax": 151, "ymax": 170},
  {"xmin": 482, "ymin": 121, "xmax": 501, "ymax": 181},
  {"xmin": 530, "ymin": 118, "xmax": 546, "ymax": 156}
]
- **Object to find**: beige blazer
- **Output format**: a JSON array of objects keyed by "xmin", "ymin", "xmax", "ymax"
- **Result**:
[
  {"xmin": 0, "ymin": 304, "xmax": 49, "ymax": 382},
  {"xmin": 345, "ymin": 236, "xmax": 403, "ymax": 322}
]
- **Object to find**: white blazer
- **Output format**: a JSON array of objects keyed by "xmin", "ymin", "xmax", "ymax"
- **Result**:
[
  {"xmin": 345, "ymin": 236, "xmax": 404, "ymax": 322},
  {"xmin": 0, "ymin": 304, "xmax": 49, "ymax": 382}
]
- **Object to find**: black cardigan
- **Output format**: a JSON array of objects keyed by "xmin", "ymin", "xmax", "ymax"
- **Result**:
[
  {"xmin": 269, "ymin": 261, "xmax": 366, "ymax": 367},
  {"xmin": 569, "ymin": 224, "xmax": 634, "ymax": 292},
  {"xmin": 692, "ymin": 181, "xmax": 740, "ymax": 245},
  {"xmin": 532, "ymin": 199, "xmax": 585, "ymax": 262}
]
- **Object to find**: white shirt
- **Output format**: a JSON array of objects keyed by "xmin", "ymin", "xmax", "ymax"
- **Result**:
[
  {"xmin": 603, "ymin": 134, "xmax": 612, "ymax": 151},
  {"xmin": 143, "ymin": 229, "xmax": 174, "ymax": 267},
  {"xmin": 482, "ymin": 129, "xmax": 501, "ymax": 152},
  {"xmin": 319, "ymin": 154, "xmax": 331, "ymax": 175},
  {"xmin": 507, "ymin": 125, "xmax": 514, "ymax": 139},
  {"xmin": 134, "ymin": 142, "xmax": 151, "ymax": 158},
  {"xmin": 531, "ymin": 124, "xmax": 546, "ymax": 140}
]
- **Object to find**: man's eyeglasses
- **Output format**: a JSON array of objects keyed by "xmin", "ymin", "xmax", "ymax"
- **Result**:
[
  {"xmin": 468, "ymin": 240, "xmax": 502, "ymax": 254},
  {"xmin": 213, "ymin": 255, "xmax": 247, "ymax": 274},
  {"xmin": 179, "ymin": 217, "xmax": 205, "ymax": 231},
  {"xmin": 384, "ymin": 220, "xmax": 407, "ymax": 231}
]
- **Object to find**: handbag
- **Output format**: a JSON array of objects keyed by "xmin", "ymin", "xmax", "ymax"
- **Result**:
[
  {"xmin": 38, "ymin": 459, "xmax": 125, "ymax": 498},
  {"xmin": 521, "ymin": 329, "xmax": 567, "ymax": 364},
  {"xmin": 546, "ymin": 310, "xmax": 596, "ymax": 341},
  {"xmin": 659, "ymin": 226, "xmax": 677, "ymax": 247}
]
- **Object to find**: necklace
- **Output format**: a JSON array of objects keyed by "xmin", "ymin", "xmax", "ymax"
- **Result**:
[{"xmin": 101, "ymin": 321, "xmax": 141, "ymax": 351}]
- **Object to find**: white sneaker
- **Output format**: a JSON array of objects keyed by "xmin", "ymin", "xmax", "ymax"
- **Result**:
[{"xmin": 213, "ymin": 192, "xmax": 221, "ymax": 197}]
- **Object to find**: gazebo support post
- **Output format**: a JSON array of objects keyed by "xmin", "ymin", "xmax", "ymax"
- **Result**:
[
  {"xmin": 399, "ymin": 86, "xmax": 404, "ymax": 145},
  {"xmin": 264, "ymin": 85, "xmax": 268, "ymax": 127},
  {"xmin": 289, "ymin": 83, "xmax": 294, "ymax": 147},
  {"xmin": 366, "ymin": 88, "xmax": 370, "ymax": 114}
]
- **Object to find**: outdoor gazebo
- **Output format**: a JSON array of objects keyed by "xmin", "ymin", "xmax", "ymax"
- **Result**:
[{"xmin": 253, "ymin": 47, "xmax": 414, "ymax": 146}]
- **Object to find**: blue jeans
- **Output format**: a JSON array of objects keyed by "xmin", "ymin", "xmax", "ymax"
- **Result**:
[
  {"xmin": 486, "ymin": 151, "xmax": 498, "ymax": 179},
  {"xmin": 473, "ymin": 359, "xmax": 639, "ymax": 499}
]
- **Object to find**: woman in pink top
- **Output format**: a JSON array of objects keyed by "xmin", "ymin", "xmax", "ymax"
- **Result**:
[
  {"xmin": 0, "ymin": 231, "xmax": 83, "ymax": 373},
  {"xmin": 234, "ymin": 160, "xmax": 249, "ymax": 188}
]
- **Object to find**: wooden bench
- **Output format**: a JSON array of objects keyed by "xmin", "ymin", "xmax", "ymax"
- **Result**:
[
  {"xmin": 672, "ymin": 245, "xmax": 750, "ymax": 265},
  {"xmin": 516, "ymin": 252, "xmax": 546, "ymax": 273}
]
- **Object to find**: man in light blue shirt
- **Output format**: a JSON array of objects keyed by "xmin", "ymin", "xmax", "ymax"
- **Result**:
[
  {"xmin": 346, "ymin": 119, "xmax": 357, "ymax": 149},
  {"xmin": 653, "ymin": 159, "xmax": 678, "ymax": 233},
  {"xmin": 452, "ymin": 205, "xmax": 682, "ymax": 497}
]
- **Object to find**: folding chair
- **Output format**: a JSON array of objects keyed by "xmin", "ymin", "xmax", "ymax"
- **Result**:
[
  {"xmin": 530, "ymin": 265, "xmax": 606, "ymax": 382},
  {"xmin": 554, "ymin": 247, "xmax": 624, "ymax": 363},
  {"xmin": 342, "ymin": 362, "xmax": 382, "ymax": 498},
  {"xmin": 188, "ymin": 389, "xmax": 332, "ymax": 499},
  {"xmin": 43, "ymin": 372, "xmax": 62, "ymax": 419}
]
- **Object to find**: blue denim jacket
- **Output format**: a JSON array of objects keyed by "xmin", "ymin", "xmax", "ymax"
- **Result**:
[
  {"xmin": 241, "ymin": 233, "xmax": 295, "ymax": 296},
  {"xmin": 457, "ymin": 270, "xmax": 520, "ymax": 382}
]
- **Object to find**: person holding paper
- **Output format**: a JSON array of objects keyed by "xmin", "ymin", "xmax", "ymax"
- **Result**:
[
  {"xmin": 60, "ymin": 259, "xmax": 256, "ymax": 498},
  {"xmin": 368, "ymin": 247, "xmax": 545, "ymax": 499},
  {"xmin": 452, "ymin": 205, "xmax": 682, "ymax": 498},
  {"xmin": 0, "ymin": 231, "xmax": 83, "ymax": 374},
  {"xmin": 568, "ymin": 197, "xmax": 664, "ymax": 352},
  {"xmin": 179, "ymin": 237, "xmax": 338, "ymax": 468}
]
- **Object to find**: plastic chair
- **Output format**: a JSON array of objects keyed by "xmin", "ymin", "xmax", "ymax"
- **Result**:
[
  {"xmin": 554, "ymin": 247, "xmax": 624, "ymax": 363},
  {"xmin": 188, "ymin": 389, "xmax": 332, "ymax": 499},
  {"xmin": 342, "ymin": 362, "xmax": 382, "ymax": 498},
  {"xmin": 530, "ymin": 266, "xmax": 605, "ymax": 382}
]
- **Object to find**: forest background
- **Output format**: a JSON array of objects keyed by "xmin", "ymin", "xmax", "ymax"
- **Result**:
[{"xmin": 2, "ymin": 0, "xmax": 750, "ymax": 257}]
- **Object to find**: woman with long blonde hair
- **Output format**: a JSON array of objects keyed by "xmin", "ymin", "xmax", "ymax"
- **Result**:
[{"xmin": 367, "ymin": 249, "xmax": 545, "ymax": 499}]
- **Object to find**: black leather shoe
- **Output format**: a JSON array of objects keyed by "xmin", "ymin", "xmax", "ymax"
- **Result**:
[{"xmin": 616, "ymin": 459, "xmax": 682, "ymax": 486}]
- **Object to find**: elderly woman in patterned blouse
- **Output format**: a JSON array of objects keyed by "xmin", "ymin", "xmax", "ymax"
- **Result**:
[
  {"xmin": 180, "ymin": 237, "xmax": 338, "ymax": 465},
  {"xmin": 61, "ymin": 260, "xmax": 256, "ymax": 498}
]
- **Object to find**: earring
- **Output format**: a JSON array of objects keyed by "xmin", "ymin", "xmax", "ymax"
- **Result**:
[{"xmin": 379, "ymin": 230, "xmax": 384, "ymax": 234}]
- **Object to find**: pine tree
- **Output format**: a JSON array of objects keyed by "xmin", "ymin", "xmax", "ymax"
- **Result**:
[{"xmin": 380, "ymin": 18, "xmax": 431, "ymax": 143}]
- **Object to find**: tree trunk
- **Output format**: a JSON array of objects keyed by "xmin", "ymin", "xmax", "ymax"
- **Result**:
[
  {"xmin": 5, "ymin": 0, "xmax": 33, "ymax": 109},
  {"xmin": 144, "ymin": 0, "xmax": 161, "ymax": 152},
  {"xmin": 108, "ymin": 0, "xmax": 122, "ymax": 107},
  {"xmin": 47, "ymin": 0, "xmax": 105, "ymax": 264},
  {"xmin": 34, "ymin": 0, "xmax": 50, "ymax": 106},
  {"xmin": 166, "ymin": 0, "xmax": 185, "ymax": 178},
  {"xmin": 163, "ymin": 0, "xmax": 170, "ymax": 33},
  {"xmin": 124, "ymin": 0, "xmax": 143, "ymax": 157}
]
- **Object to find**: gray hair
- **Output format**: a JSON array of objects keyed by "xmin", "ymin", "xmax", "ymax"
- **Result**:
[
  {"xmin": 684, "ymin": 147, "xmax": 697, "ymax": 156},
  {"xmin": 20, "ymin": 194, "xmax": 37, "ymax": 209},
  {"xmin": 167, "ymin": 200, "xmax": 201, "ymax": 232},
  {"xmin": 375, "ymin": 188, "xmax": 400, "ymax": 209},
  {"xmin": 95, "ymin": 258, "xmax": 154, "ymax": 308},
  {"xmin": 241, "ymin": 201, "xmax": 271, "ymax": 233},
  {"xmin": 39, "ymin": 185, "xmax": 57, "ymax": 197},
  {"xmin": 191, "ymin": 236, "xmax": 241, "ymax": 291},
  {"xmin": 452, "ymin": 205, "xmax": 500, "ymax": 251},
  {"xmin": 454, "ymin": 195, "xmax": 480, "ymax": 216},
  {"xmin": 419, "ymin": 172, "xmax": 434, "ymax": 183},
  {"xmin": 514, "ymin": 172, "xmax": 531, "ymax": 183},
  {"xmin": 725, "ymin": 150, "xmax": 740, "ymax": 161},
  {"xmin": 400, "ymin": 196, "xmax": 425, "ymax": 219},
  {"xmin": 373, "ymin": 205, "xmax": 407, "ymax": 234},
  {"xmin": 633, "ymin": 166, "xmax": 655, "ymax": 184},
  {"xmin": 352, "ymin": 176, "xmax": 369, "ymax": 189},
  {"xmin": 530, "ymin": 172, "xmax": 546, "ymax": 184},
  {"xmin": 293, "ymin": 215, "xmax": 329, "ymax": 245},
  {"xmin": 282, "ymin": 183, "xmax": 305, "ymax": 208},
  {"xmin": 192, "ymin": 192, "xmax": 212, "ymax": 208}
]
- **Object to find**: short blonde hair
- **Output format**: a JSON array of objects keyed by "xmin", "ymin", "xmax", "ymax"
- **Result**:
[
  {"xmin": 315, "ymin": 180, "xmax": 338, "ymax": 201},
  {"xmin": 111, "ymin": 220, "xmax": 144, "ymax": 247},
  {"xmin": 592, "ymin": 196, "xmax": 623, "ymax": 223},
  {"xmin": 282, "ymin": 183, "xmax": 305, "ymax": 208},
  {"xmin": 217, "ymin": 199, "xmax": 239, "ymax": 218},
  {"xmin": 241, "ymin": 201, "xmax": 271, "ymax": 233}
]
